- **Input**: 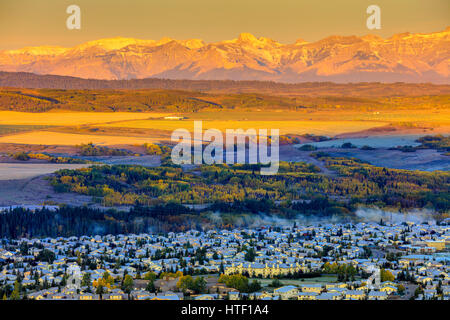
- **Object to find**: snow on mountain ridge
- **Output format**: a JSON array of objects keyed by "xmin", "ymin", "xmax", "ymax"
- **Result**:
[{"xmin": 0, "ymin": 29, "xmax": 448, "ymax": 83}]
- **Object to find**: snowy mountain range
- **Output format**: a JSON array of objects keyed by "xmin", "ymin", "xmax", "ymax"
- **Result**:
[{"xmin": 1, "ymin": 28, "xmax": 449, "ymax": 83}]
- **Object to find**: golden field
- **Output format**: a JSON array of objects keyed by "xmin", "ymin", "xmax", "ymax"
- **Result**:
[
  {"xmin": 0, "ymin": 108, "xmax": 448, "ymax": 147},
  {"xmin": 97, "ymin": 119, "xmax": 388, "ymax": 136},
  {"xmin": 0, "ymin": 131, "xmax": 161, "ymax": 146},
  {"xmin": 0, "ymin": 84, "xmax": 448, "ymax": 148},
  {"xmin": 178, "ymin": 109, "xmax": 450, "ymax": 123},
  {"xmin": 0, "ymin": 111, "xmax": 171, "ymax": 126}
]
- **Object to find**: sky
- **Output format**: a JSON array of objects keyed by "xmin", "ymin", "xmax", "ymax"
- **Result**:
[{"xmin": 0, "ymin": 0, "xmax": 449, "ymax": 49}]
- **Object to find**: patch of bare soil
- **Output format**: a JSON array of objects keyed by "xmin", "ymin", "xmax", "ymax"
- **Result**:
[
  {"xmin": 74, "ymin": 155, "xmax": 161, "ymax": 166},
  {"xmin": 0, "ymin": 163, "xmax": 90, "ymax": 180},
  {"xmin": 336, "ymin": 123, "xmax": 449, "ymax": 138},
  {"xmin": 279, "ymin": 145, "xmax": 336, "ymax": 176},
  {"xmin": 0, "ymin": 175, "xmax": 91, "ymax": 207},
  {"xmin": 0, "ymin": 155, "xmax": 47, "ymax": 163},
  {"xmin": 0, "ymin": 143, "xmax": 78, "ymax": 154},
  {"xmin": 325, "ymin": 148, "xmax": 450, "ymax": 171},
  {"xmin": 50, "ymin": 125, "xmax": 173, "ymax": 142},
  {"xmin": 0, "ymin": 142, "xmax": 166, "ymax": 156}
]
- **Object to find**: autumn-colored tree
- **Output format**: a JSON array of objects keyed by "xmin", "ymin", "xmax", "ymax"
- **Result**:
[
  {"xmin": 93, "ymin": 271, "xmax": 115, "ymax": 290},
  {"xmin": 218, "ymin": 274, "xmax": 249, "ymax": 293},
  {"xmin": 144, "ymin": 271, "xmax": 157, "ymax": 281},
  {"xmin": 380, "ymin": 269, "xmax": 395, "ymax": 282},
  {"xmin": 397, "ymin": 284, "xmax": 405, "ymax": 295},
  {"xmin": 161, "ymin": 271, "xmax": 183, "ymax": 279},
  {"xmin": 177, "ymin": 275, "xmax": 194, "ymax": 292},
  {"xmin": 10, "ymin": 280, "xmax": 21, "ymax": 300}
]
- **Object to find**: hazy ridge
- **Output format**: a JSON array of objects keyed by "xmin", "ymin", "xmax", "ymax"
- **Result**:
[{"xmin": 1, "ymin": 71, "xmax": 449, "ymax": 96}]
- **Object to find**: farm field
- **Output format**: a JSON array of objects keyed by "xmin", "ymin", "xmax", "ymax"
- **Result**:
[
  {"xmin": 0, "ymin": 90, "xmax": 448, "ymax": 148},
  {"xmin": 0, "ymin": 163, "xmax": 90, "ymax": 180},
  {"xmin": 98, "ymin": 119, "xmax": 388, "ymax": 136},
  {"xmin": 0, "ymin": 111, "xmax": 170, "ymax": 126},
  {"xmin": 0, "ymin": 130, "xmax": 161, "ymax": 146},
  {"xmin": 323, "ymin": 148, "xmax": 450, "ymax": 172},
  {"xmin": 301, "ymin": 135, "xmax": 424, "ymax": 148},
  {"xmin": 180, "ymin": 109, "xmax": 450, "ymax": 123},
  {"xmin": 0, "ymin": 124, "xmax": 53, "ymax": 136},
  {"xmin": 0, "ymin": 110, "xmax": 448, "ymax": 146}
]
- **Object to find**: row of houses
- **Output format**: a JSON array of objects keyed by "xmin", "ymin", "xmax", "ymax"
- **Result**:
[{"xmin": 1, "ymin": 219, "xmax": 449, "ymax": 300}]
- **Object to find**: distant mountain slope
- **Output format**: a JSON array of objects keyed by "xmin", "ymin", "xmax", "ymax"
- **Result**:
[
  {"xmin": 0, "ymin": 28, "xmax": 449, "ymax": 83},
  {"xmin": 1, "ymin": 72, "xmax": 450, "ymax": 97}
]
